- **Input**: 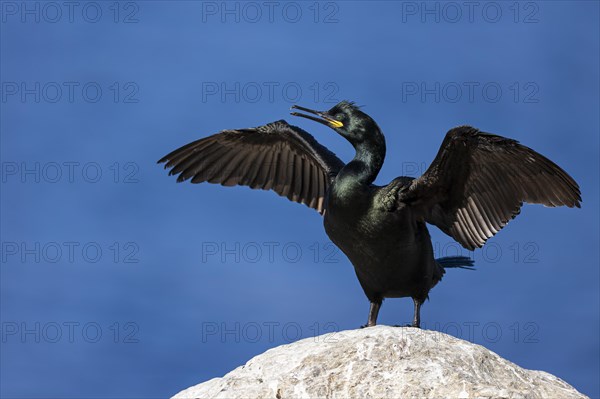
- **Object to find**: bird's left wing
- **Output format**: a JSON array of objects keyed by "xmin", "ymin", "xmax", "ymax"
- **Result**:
[
  {"xmin": 399, "ymin": 126, "xmax": 581, "ymax": 250},
  {"xmin": 158, "ymin": 120, "xmax": 345, "ymax": 214}
]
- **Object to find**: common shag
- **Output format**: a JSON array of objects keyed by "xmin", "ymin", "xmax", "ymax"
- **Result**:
[{"xmin": 158, "ymin": 101, "xmax": 581, "ymax": 328}]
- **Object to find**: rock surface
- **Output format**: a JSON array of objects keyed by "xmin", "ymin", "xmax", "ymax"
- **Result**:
[{"xmin": 172, "ymin": 326, "xmax": 587, "ymax": 399}]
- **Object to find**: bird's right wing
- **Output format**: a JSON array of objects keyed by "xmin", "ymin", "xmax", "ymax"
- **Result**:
[
  {"xmin": 399, "ymin": 126, "xmax": 581, "ymax": 250},
  {"xmin": 158, "ymin": 120, "xmax": 345, "ymax": 214}
]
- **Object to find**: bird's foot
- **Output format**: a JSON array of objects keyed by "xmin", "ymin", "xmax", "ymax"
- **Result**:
[{"xmin": 360, "ymin": 323, "xmax": 376, "ymax": 329}]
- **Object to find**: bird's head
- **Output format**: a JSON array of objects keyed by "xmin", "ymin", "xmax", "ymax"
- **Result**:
[{"xmin": 291, "ymin": 100, "xmax": 381, "ymax": 146}]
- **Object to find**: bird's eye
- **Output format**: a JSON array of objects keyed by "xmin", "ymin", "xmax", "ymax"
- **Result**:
[{"xmin": 335, "ymin": 114, "xmax": 344, "ymax": 121}]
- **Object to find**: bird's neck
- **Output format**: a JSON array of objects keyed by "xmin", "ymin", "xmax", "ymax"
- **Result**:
[{"xmin": 340, "ymin": 135, "xmax": 386, "ymax": 186}]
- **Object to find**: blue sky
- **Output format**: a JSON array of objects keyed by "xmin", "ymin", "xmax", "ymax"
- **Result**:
[{"xmin": 1, "ymin": 1, "xmax": 598, "ymax": 398}]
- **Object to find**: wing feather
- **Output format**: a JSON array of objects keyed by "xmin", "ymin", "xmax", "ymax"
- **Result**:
[
  {"xmin": 246, "ymin": 149, "xmax": 268, "ymax": 189},
  {"xmin": 401, "ymin": 126, "xmax": 581, "ymax": 250},
  {"xmin": 292, "ymin": 154, "xmax": 303, "ymax": 202},
  {"xmin": 158, "ymin": 120, "xmax": 344, "ymax": 214},
  {"xmin": 261, "ymin": 150, "xmax": 276, "ymax": 190},
  {"xmin": 220, "ymin": 150, "xmax": 250, "ymax": 186}
]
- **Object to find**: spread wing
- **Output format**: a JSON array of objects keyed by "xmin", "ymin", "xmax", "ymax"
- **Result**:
[
  {"xmin": 157, "ymin": 120, "xmax": 345, "ymax": 214},
  {"xmin": 400, "ymin": 126, "xmax": 581, "ymax": 250}
]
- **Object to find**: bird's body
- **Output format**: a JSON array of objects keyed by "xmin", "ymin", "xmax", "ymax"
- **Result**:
[
  {"xmin": 159, "ymin": 101, "xmax": 581, "ymax": 327},
  {"xmin": 325, "ymin": 181, "xmax": 440, "ymax": 301},
  {"xmin": 321, "ymin": 125, "xmax": 444, "ymax": 326}
]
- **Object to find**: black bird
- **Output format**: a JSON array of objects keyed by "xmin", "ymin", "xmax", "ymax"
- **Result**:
[{"xmin": 158, "ymin": 101, "xmax": 581, "ymax": 328}]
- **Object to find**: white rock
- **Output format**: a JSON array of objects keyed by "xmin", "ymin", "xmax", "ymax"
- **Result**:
[{"xmin": 172, "ymin": 326, "xmax": 587, "ymax": 399}]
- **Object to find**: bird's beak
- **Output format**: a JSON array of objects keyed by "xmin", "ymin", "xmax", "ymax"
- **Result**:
[{"xmin": 290, "ymin": 105, "xmax": 344, "ymax": 128}]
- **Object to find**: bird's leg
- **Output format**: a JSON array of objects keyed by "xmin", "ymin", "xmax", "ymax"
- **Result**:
[
  {"xmin": 411, "ymin": 298, "xmax": 423, "ymax": 328},
  {"xmin": 360, "ymin": 301, "xmax": 381, "ymax": 328}
]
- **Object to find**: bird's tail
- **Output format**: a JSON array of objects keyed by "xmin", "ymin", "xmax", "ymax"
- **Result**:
[{"xmin": 436, "ymin": 256, "xmax": 475, "ymax": 270}]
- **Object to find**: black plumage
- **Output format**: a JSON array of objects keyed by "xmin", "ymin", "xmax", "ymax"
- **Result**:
[
  {"xmin": 402, "ymin": 127, "xmax": 581, "ymax": 250},
  {"xmin": 158, "ymin": 101, "xmax": 581, "ymax": 328},
  {"xmin": 158, "ymin": 120, "xmax": 343, "ymax": 213}
]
